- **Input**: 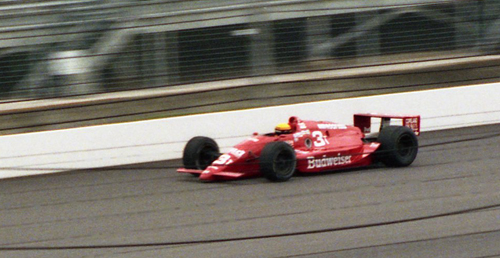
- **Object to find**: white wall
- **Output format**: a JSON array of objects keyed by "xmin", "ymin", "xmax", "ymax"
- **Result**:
[{"xmin": 1, "ymin": 83, "xmax": 499, "ymax": 179}]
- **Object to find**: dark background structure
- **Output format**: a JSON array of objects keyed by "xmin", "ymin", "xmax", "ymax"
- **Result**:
[{"xmin": 0, "ymin": 0, "xmax": 499, "ymax": 134}]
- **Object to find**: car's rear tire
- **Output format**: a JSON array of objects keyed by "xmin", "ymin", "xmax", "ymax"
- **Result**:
[
  {"xmin": 260, "ymin": 141, "xmax": 296, "ymax": 182},
  {"xmin": 182, "ymin": 136, "xmax": 220, "ymax": 170},
  {"xmin": 376, "ymin": 126, "xmax": 418, "ymax": 167}
]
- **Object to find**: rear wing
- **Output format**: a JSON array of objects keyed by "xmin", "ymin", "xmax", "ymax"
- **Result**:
[{"xmin": 354, "ymin": 113, "xmax": 421, "ymax": 136}]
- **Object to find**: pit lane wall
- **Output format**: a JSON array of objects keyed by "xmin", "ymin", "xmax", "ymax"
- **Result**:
[{"xmin": 1, "ymin": 83, "xmax": 499, "ymax": 179}]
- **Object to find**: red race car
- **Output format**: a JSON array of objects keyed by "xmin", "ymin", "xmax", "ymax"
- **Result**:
[{"xmin": 177, "ymin": 113, "xmax": 420, "ymax": 182}]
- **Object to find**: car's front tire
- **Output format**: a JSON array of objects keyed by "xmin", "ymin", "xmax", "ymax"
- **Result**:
[
  {"xmin": 260, "ymin": 141, "xmax": 296, "ymax": 182},
  {"xmin": 182, "ymin": 136, "xmax": 220, "ymax": 170},
  {"xmin": 376, "ymin": 126, "xmax": 418, "ymax": 167}
]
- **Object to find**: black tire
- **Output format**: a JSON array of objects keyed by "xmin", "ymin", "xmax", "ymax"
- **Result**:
[
  {"xmin": 182, "ymin": 136, "xmax": 220, "ymax": 170},
  {"xmin": 260, "ymin": 141, "xmax": 296, "ymax": 182},
  {"xmin": 376, "ymin": 126, "xmax": 418, "ymax": 167}
]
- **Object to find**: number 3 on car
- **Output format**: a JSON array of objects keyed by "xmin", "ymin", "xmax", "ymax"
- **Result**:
[
  {"xmin": 312, "ymin": 131, "xmax": 329, "ymax": 147},
  {"xmin": 213, "ymin": 154, "xmax": 233, "ymax": 165}
]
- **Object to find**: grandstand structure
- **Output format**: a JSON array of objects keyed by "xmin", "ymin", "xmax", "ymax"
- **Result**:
[{"xmin": 0, "ymin": 0, "xmax": 499, "ymax": 98}]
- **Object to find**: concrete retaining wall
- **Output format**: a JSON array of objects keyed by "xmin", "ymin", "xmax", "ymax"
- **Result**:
[{"xmin": 1, "ymin": 83, "xmax": 498, "ymax": 179}]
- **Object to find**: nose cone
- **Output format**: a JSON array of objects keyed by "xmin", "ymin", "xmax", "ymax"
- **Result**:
[
  {"xmin": 199, "ymin": 172, "xmax": 213, "ymax": 181},
  {"xmin": 199, "ymin": 167, "xmax": 216, "ymax": 181}
]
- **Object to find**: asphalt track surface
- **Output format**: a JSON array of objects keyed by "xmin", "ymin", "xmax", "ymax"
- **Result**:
[{"xmin": 1, "ymin": 124, "xmax": 500, "ymax": 258}]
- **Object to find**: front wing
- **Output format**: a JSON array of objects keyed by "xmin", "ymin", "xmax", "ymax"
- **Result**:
[{"xmin": 177, "ymin": 168, "xmax": 252, "ymax": 180}]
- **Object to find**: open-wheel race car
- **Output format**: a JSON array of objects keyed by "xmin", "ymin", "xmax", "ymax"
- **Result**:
[{"xmin": 177, "ymin": 113, "xmax": 420, "ymax": 182}]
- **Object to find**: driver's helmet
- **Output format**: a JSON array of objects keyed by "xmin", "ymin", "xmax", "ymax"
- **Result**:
[{"xmin": 275, "ymin": 123, "xmax": 292, "ymax": 135}]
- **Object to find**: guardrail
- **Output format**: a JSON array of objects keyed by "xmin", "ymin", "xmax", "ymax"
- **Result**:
[{"xmin": 0, "ymin": 83, "xmax": 498, "ymax": 179}]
